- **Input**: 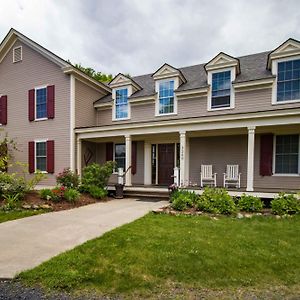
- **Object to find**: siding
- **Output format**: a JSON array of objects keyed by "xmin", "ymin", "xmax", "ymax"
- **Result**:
[
  {"xmin": 189, "ymin": 135, "xmax": 248, "ymax": 187},
  {"xmin": 75, "ymin": 79, "xmax": 103, "ymax": 128},
  {"xmin": 0, "ymin": 40, "xmax": 70, "ymax": 185},
  {"xmin": 96, "ymin": 88, "xmax": 300, "ymax": 126}
]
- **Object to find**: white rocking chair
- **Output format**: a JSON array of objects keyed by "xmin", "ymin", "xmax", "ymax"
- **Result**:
[
  {"xmin": 200, "ymin": 165, "xmax": 217, "ymax": 187},
  {"xmin": 223, "ymin": 165, "xmax": 241, "ymax": 189}
]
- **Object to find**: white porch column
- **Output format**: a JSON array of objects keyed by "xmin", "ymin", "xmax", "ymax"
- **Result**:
[
  {"xmin": 185, "ymin": 137, "xmax": 190, "ymax": 185},
  {"xmin": 179, "ymin": 131, "xmax": 186, "ymax": 187},
  {"xmin": 76, "ymin": 138, "xmax": 82, "ymax": 177},
  {"xmin": 125, "ymin": 135, "xmax": 132, "ymax": 186},
  {"xmin": 144, "ymin": 142, "xmax": 152, "ymax": 185},
  {"xmin": 247, "ymin": 126, "xmax": 256, "ymax": 191}
]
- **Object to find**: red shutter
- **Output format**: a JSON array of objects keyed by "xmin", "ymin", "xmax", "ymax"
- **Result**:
[
  {"xmin": 0, "ymin": 95, "xmax": 7, "ymax": 125},
  {"xmin": 47, "ymin": 140, "xmax": 55, "ymax": 173},
  {"xmin": 28, "ymin": 89, "xmax": 35, "ymax": 121},
  {"xmin": 106, "ymin": 142, "xmax": 113, "ymax": 161},
  {"xmin": 47, "ymin": 85, "xmax": 55, "ymax": 119},
  {"xmin": 28, "ymin": 141, "xmax": 35, "ymax": 173},
  {"xmin": 260, "ymin": 134, "xmax": 273, "ymax": 176},
  {"xmin": 131, "ymin": 141, "xmax": 137, "ymax": 175}
]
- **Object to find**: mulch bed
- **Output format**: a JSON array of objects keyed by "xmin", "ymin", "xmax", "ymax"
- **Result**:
[{"xmin": 0, "ymin": 191, "xmax": 113, "ymax": 212}]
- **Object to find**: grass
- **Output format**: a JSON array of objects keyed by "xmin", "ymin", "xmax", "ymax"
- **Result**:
[
  {"xmin": 0, "ymin": 209, "xmax": 46, "ymax": 223},
  {"xmin": 18, "ymin": 213, "xmax": 300, "ymax": 298}
]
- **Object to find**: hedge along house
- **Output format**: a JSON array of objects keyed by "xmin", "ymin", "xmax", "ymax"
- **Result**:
[
  {"xmin": 0, "ymin": 28, "xmax": 300, "ymax": 196},
  {"xmin": 76, "ymin": 39, "xmax": 300, "ymax": 196}
]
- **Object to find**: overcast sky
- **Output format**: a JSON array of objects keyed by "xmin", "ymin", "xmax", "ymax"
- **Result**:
[{"xmin": 0, "ymin": 0, "xmax": 300, "ymax": 76}]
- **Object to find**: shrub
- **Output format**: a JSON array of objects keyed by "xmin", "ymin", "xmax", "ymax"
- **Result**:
[
  {"xmin": 40, "ymin": 188, "xmax": 54, "ymax": 201},
  {"xmin": 81, "ymin": 162, "xmax": 116, "ymax": 190},
  {"xmin": 64, "ymin": 188, "xmax": 81, "ymax": 203},
  {"xmin": 88, "ymin": 185, "xmax": 107, "ymax": 199},
  {"xmin": 170, "ymin": 190, "xmax": 197, "ymax": 211},
  {"xmin": 0, "ymin": 172, "xmax": 27, "ymax": 199},
  {"xmin": 50, "ymin": 186, "xmax": 66, "ymax": 202},
  {"xmin": 56, "ymin": 168, "xmax": 79, "ymax": 189},
  {"xmin": 196, "ymin": 187, "xmax": 236, "ymax": 215},
  {"xmin": 238, "ymin": 194, "xmax": 264, "ymax": 212},
  {"xmin": 271, "ymin": 193, "xmax": 300, "ymax": 215}
]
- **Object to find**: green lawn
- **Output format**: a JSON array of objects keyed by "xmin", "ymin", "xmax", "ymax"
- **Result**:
[
  {"xmin": 18, "ymin": 213, "xmax": 300, "ymax": 299},
  {"xmin": 0, "ymin": 210, "xmax": 46, "ymax": 223}
]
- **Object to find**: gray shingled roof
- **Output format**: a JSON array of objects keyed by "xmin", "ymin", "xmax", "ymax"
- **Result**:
[{"xmin": 94, "ymin": 51, "xmax": 273, "ymax": 105}]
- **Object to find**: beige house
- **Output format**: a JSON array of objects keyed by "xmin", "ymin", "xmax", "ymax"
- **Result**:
[{"xmin": 1, "ymin": 28, "xmax": 300, "ymax": 194}]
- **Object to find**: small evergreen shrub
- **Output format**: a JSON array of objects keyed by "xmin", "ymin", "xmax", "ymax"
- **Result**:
[
  {"xmin": 171, "ymin": 191, "xmax": 194, "ymax": 211},
  {"xmin": 238, "ymin": 194, "xmax": 264, "ymax": 212},
  {"xmin": 64, "ymin": 188, "xmax": 80, "ymax": 203},
  {"xmin": 56, "ymin": 168, "xmax": 79, "ymax": 189},
  {"xmin": 196, "ymin": 187, "xmax": 236, "ymax": 214},
  {"xmin": 271, "ymin": 193, "xmax": 300, "ymax": 215},
  {"xmin": 88, "ymin": 185, "xmax": 107, "ymax": 199}
]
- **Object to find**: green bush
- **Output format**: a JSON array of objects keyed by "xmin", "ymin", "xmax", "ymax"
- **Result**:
[
  {"xmin": 64, "ymin": 188, "xmax": 81, "ymax": 203},
  {"xmin": 81, "ymin": 162, "xmax": 116, "ymax": 190},
  {"xmin": 56, "ymin": 168, "xmax": 79, "ymax": 189},
  {"xmin": 0, "ymin": 172, "xmax": 27, "ymax": 199},
  {"xmin": 238, "ymin": 194, "xmax": 264, "ymax": 212},
  {"xmin": 271, "ymin": 193, "xmax": 300, "ymax": 215},
  {"xmin": 88, "ymin": 185, "xmax": 107, "ymax": 199},
  {"xmin": 170, "ymin": 190, "xmax": 198, "ymax": 211},
  {"xmin": 196, "ymin": 187, "xmax": 236, "ymax": 215},
  {"xmin": 2, "ymin": 193, "xmax": 21, "ymax": 211},
  {"xmin": 40, "ymin": 188, "xmax": 54, "ymax": 201}
]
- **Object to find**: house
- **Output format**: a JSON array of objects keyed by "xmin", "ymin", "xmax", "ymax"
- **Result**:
[{"xmin": 1, "ymin": 28, "xmax": 300, "ymax": 194}]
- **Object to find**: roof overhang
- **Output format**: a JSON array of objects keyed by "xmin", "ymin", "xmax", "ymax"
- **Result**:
[
  {"xmin": 204, "ymin": 52, "xmax": 240, "ymax": 74},
  {"xmin": 152, "ymin": 63, "xmax": 187, "ymax": 85},
  {"xmin": 108, "ymin": 73, "xmax": 142, "ymax": 92}
]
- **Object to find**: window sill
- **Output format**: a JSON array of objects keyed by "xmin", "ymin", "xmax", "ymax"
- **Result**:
[
  {"xmin": 272, "ymin": 173, "xmax": 300, "ymax": 177},
  {"xmin": 155, "ymin": 112, "xmax": 177, "ymax": 117},
  {"xmin": 112, "ymin": 117, "xmax": 130, "ymax": 121},
  {"xmin": 34, "ymin": 171, "xmax": 48, "ymax": 174},
  {"xmin": 34, "ymin": 118, "xmax": 48, "ymax": 122},
  {"xmin": 272, "ymin": 99, "xmax": 300, "ymax": 105},
  {"xmin": 208, "ymin": 106, "xmax": 233, "ymax": 112}
]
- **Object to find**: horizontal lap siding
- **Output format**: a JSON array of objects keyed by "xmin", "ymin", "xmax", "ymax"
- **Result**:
[
  {"xmin": 0, "ymin": 40, "xmax": 70, "ymax": 185},
  {"xmin": 189, "ymin": 135, "xmax": 247, "ymax": 187},
  {"xmin": 254, "ymin": 135, "xmax": 300, "ymax": 191}
]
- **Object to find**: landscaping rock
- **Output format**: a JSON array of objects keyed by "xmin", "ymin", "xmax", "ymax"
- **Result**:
[
  {"xmin": 237, "ymin": 213, "xmax": 244, "ymax": 219},
  {"xmin": 32, "ymin": 205, "xmax": 40, "ymax": 210},
  {"xmin": 275, "ymin": 215, "xmax": 281, "ymax": 219},
  {"xmin": 244, "ymin": 214, "xmax": 253, "ymax": 218},
  {"xmin": 21, "ymin": 204, "xmax": 31, "ymax": 209},
  {"xmin": 40, "ymin": 204, "xmax": 52, "ymax": 209}
]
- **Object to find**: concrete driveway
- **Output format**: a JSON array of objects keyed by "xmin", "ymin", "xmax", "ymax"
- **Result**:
[{"xmin": 0, "ymin": 198, "xmax": 167, "ymax": 279}]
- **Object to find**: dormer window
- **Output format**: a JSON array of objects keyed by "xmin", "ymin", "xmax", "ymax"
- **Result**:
[
  {"xmin": 158, "ymin": 80, "xmax": 175, "ymax": 115},
  {"xmin": 277, "ymin": 59, "xmax": 300, "ymax": 102},
  {"xmin": 115, "ymin": 88, "xmax": 128, "ymax": 119},
  {"xmin": 211, "ymin": 71, "xmax": 231, "ymax": 109}
]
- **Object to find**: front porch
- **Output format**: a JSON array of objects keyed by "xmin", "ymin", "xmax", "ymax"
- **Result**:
[{"xmin": 76, "ymin": 119, "xmax": 300, "ymax": 195}]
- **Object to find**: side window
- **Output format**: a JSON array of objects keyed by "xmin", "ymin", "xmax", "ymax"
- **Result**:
[
  {"xmin": 115, "ymin": 143, "xmax": 126, "ymax": 170},
  {"xmin": 36, "ymin": 141, "xmax": 47, "ymax": 172},
  {"xmin": 158, "ymin": 80, "xmax": 175, "ymax": 115},
  {"xmin": 36, "ymin": 87, "xmax": 47, "ymax": 119},
  {"xmin": 211, "ymin": 71, "xmax": 231, "ymax": 109}
]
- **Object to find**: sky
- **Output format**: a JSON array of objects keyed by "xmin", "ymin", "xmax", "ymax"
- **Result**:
[{"xmin": 0, "ymin": 0, "xmax": 300, "ymax": 77}]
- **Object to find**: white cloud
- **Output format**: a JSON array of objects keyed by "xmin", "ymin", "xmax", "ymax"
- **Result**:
[{"xmin": 0, "ymin": 0, "xmax": 299, "ymax": 76}]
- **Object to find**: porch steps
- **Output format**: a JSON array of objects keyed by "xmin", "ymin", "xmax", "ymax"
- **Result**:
[{"xmin": 123, "ymin": 190, "xmax": 169, "ymax": 200}]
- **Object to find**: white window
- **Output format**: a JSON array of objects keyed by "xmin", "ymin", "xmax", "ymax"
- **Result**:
[
  {"xmin": 114, "ymin": 143, "xmax": 125, "ymax": 170},
  {"xmin": 211, "ymin": 71, "xmax": 231, "ymax": 109},
  {"xmin": 35, "ymin": 87, "xmax": 47, "ymax": 119},
  {"xmin": 158, "ymin": 80, "xmax": 175, "ymax": 115},
  {"xmin": 13, "ymin": 46, "xmax": 22, "ymax": 63},
  {"xmin": 274, "ymin": 134, "xmax": 299, "ymax": 175},
  {"xmin": 35, "ymin": 141, "xmax": 47, "ymax": 172},
  {"xmin": 115, "ymin": 88, "xmax": 128, "ymax": 119},
  {"xmin": 277, "ymin": 59, "xmax": 300, "ymax": 102}
]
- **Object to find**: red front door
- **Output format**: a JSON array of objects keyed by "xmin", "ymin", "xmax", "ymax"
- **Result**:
[{"xmin": 158, "ymin": 144, "xmax": 174, "ymax": 185}]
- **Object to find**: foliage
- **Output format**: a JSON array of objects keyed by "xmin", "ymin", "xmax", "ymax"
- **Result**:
[
  {"xmin": 2, "ymin": 193, "xmax": 21, "ymax": 211},
  {"xmin": 51, "ymin": 186, "xmax": 66, "ymax": 202},
  {"xmin": 170, "ymin": 190, "xmax": 198, "ymax": 211},
  {"xmin": 81, "ymin": 161, "xmax": 116, "ymax": 191},
  {"xmin": 88, "ymin": 185, "xmax": 107, "ymax": 199},
  {"xmin": 196, "ymin": 187, "xmax": 236, "ymax": 214},
  {"xmin": 18, "ymin": 214, "xmax": 300, "ymax": 298},
  {"xmin": 56, "ymin": 168, "xmax": 79, "ymax": 189},
  {"xmin": 238, "ymin": 194, "xmax": 264, "ymax": 212},
  {"xmin": 271, "ymin": 193, "xmax": 300, "ymax": 215},
  {"xmin": 64, "ymin": 188, "xmax": 81, "ymax": 203},
  {"xmin": 40, "ymin": 189, "xmax": 55, "ymax": 201},
  {"xmin": 0, "ymin": 172, "xmax": 27, "ymax": 199}
]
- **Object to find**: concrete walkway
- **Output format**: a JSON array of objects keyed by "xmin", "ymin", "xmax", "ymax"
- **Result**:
[{"xmin": 0, "ymin": 198, "xmax": 167, "ymax": 279}]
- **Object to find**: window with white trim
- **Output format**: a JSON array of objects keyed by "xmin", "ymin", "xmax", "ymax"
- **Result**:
[
  {"xmin": 277, "ymin": 59, "xmax": 300, "ymax": 102},
  {"xmin": 275, "ymin": 134, "xmax": 299, "ymax": 174},
  {"xmin": 158, "ymin": 80, "xmax": 174, "ymax": 114},
  {"xmin": 115, "ymin": 88, "xmax": 128, "ymax": 119},
  {"xmin": 36, "ymin": 141, "xmax": 47, "ymax": 172},
  {"xmin": 115, "ymin": 143, "xmax": 125, "ymax": 170},
  {"xmin": 36, "ymin": 87, "xmax": 47, "ymax": 119},
  {"xmin": 211, "ymin": 71, "xmax": 231, "ymax": 109}
]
